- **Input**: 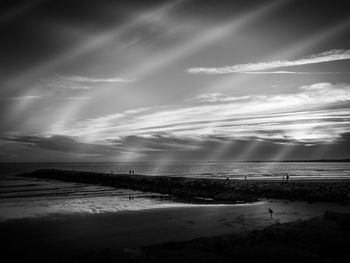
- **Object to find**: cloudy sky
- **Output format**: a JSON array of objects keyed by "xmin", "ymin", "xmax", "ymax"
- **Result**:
[{"xmin": 0, "ymin": 0, "xmax": 350, "ymax": 162}]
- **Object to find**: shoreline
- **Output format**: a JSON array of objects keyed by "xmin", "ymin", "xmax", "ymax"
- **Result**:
[
  {"xmin": 19, "ymin": 169, "xmax": 350, "ymax": 203},
  {"xmin": 4, "ymin": 169, "xmax": 350, "ymax": 262}
]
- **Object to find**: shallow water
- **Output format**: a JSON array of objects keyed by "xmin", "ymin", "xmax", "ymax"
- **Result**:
[
  {"xmin": 0, "ymin": 175, "xmax": 186, "ymax": 221},
  {"xmin": 0, "ymin": 175, "xmax": 239, "ymax": 221}
]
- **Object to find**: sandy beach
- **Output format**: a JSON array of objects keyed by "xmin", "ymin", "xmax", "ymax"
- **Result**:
[{"xmin": 2, "ymin": 199, "xmax": 350, "ymax": 262}]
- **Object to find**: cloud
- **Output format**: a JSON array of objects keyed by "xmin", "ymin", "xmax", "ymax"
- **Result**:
[
  {"xmin": 43, "ymin": 77, "xmax": 92, "ymax": 90},
  {"xmin": 36, "ymin": 74, "xmax": 133, "ymax": 100},
  {"xmin": 239, "ymin": 71, "xmax": 345, "ymax": 75},
  {"xmin": 53, "ymin": 82, "xmax": 350, "ymax": 145},
  {"xmin": 0, "ymin": 95, "xmax": 42, "ymax": 101},
  {"xmin": 187, "ymin": 49, "xmax": 350, "ymax": 74},
  {"xmin": 108, "ymin": 0, "xmax": 288, "ymax": 81},
  {"xmin": 110, "ymin": 135, "xmax": 201, "ymax": 152},
  {"xmin": 64, "ymin": 96, "xmax": 92, "ymax": 100},
  {"xmin": 189, "ymin": 93, "xmax": 253, "ymax": 103},
  {"xmin": 1, "ymin": 135, "xmax": 115, "ymax": 155},
  {"xmin": 0, "ymin": 134, "xmax": 200, "ymax": 160},
  {"xmin": 3, "ymin": 132, "xmax": 350, "ymax": 162},
  {"xmin": 59, "ymin": 75, "xmax": 134, "ymax": 83},
  {"xmin": 43, "ymin": 74, "xmax": 133, "ymax": 91},
  {"xmin": 8, "ymin": 82, "xmax": 348, "ymax": 160},
  {"xmin": 3, "ymin": 81, "xmax": 350, "ymax": 162}
]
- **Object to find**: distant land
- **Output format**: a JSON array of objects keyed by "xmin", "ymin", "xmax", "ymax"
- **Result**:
[{"xmin": 243, "ymin": 157, "xmax": 350, "ymax": 163}]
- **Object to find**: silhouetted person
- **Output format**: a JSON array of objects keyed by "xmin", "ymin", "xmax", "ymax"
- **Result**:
[
  {"xmin": 244, "ymin": 176, "xmax": 247, "ymax": 180},
  {"xmin": 132, "ymin": 170, "xmax": 135, "ymax": 174},
  {"xmin": 286, "ymin": 174, "xmax": 289, "ymax": 181},
  {"xmin": 129, "ymin": 169, "xmax": 132, "ymax": 175},
  {"xmin": 282, "ymin": 175, "xmax": 285, "ymax": 180},
  {"xmin": 268, "ymin": 208, "xmax": 273, "ymax": 218}
]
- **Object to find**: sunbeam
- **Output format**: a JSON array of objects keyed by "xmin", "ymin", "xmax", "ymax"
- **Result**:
[{"xmin": 1, "ymin": 0, "xmax": 349, "ymax": 163}]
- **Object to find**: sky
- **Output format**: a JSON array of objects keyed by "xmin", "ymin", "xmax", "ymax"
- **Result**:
[{"xmin": 0, "ymin": 0, "xmax": 350, "ymax": 162}]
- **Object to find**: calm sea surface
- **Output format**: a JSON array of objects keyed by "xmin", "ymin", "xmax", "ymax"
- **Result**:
[
  {"xmin": 0, "ymin": 162, "xmax": 349, "ymax": 221},
  {"xmin": 1, "ymin": 162, "xmax": 349, "ymax": 179}
]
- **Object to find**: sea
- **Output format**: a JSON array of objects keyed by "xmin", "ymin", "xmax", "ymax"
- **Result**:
[{"xmin": 1, "ymin": 162, "xmax": 349, "ymax": 221}]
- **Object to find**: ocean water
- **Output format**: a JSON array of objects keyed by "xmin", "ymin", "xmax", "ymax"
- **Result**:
[
  {"xmin": 0, "ymin": 174, "xmax": 204, "ymax": 221},
  {"xmin": 1, "ymin": 162, "xmax": 349, "ymax": 179},
  {"xmin": 0, "ymin": 162, "xmax": 349, "ymax": 221}
]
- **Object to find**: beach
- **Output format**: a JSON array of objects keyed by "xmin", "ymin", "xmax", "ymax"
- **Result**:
[
  {"xmin": 1, "ymin": 169, "xmax": 350, "ymax": 262},
  {"xmin": 2, "ymin": 199, "xmax": 350, "ymax": 262}
]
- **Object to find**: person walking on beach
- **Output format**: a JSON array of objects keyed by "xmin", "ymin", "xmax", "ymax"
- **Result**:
[{"xmin": 268, "ymin": 208, "xmax": 273, "ymax": 219}]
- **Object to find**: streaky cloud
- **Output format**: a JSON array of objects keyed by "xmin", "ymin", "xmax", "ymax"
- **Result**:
[
  {"xmin": 60, "ymin": 75, "xmax": 134, "ymax": 83},
  {"xmin": 54, "ymin": 82, "xmax": 350, "ymax": 144},
  {"xmin": 64, "ymin": 96, "xmax": 92, "ymax": 100},
  {"xmin": 2, "ymin": 132, "xmax": 350, "ymax": 162},
  {"xmin": 187, "ymin": 49, "xmax": 350, "ymax": 74},
  {"xmin": 239, "ymin": 71, "xmax": 347, "ymax": 75},
  {"xmin": 0, "ymin": 95, "xmax": 42, "ymax": 101},
  {"xmin": 1, "ymin": 135, "xmax": 115, "ymax": 155}
]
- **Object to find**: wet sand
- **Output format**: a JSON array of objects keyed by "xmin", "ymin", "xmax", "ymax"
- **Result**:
[{"xmin": 2, "ymin": 199, "xmax": 350, "ymax": 262}]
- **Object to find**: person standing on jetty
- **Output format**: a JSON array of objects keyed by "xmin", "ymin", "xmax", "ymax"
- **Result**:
[{"xmin": 268, "ymin": 208, "xmax": 273, "ymax": 219}]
